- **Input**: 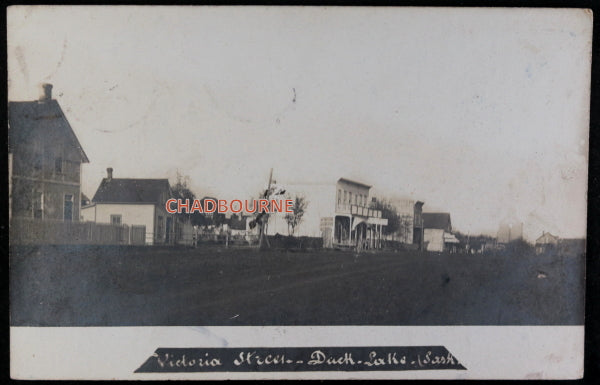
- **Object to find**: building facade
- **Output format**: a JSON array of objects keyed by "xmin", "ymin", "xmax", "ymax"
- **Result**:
[
  {"xmin": 82, "ymin": 168, "xmax": 191, "ymax": 245},
  {"xmin": 389, "ymin": 199, "xmax": 425, "ymax": 249},
  {"xmin": 9, "ymin": 84, "xmax": 89, "ymax": 222},
  {"xmin": 263, "ymin": 178, "xmax": 388, "ymax": 249},
  {"xmin": 423, "ymin": 212, "xmax": 459, "ymax": 252},
  {"xmin": 535, "ymin": 231, "xmax": 559, "ymax": 255},
  {"xmin": 413, "ymin": 201, "xmax": 425, "ymax": 249},
  {"xmin": 497, "ymin": 219, "xmax": 524, "ymax": 244}
]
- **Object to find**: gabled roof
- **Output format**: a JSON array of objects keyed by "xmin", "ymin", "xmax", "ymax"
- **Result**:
[
  {"xmin": 535, "ymin": 232, "xmax": 559, "ymax": 244},
  {"xmin": 8, "ymin": 100, "xmax": 89, "ymax": 163},
  {"xmin": 423, "ymin": 212, "xmax": 452, "ymax": 230},
  {"xmin": 337, "ymin": 178, "xmax": 372, "ymax": 189},
  {"xmin": 443, "ymin": 232, "xmax": 460, "ymax": 244},
  {"xmin": 81, "ymin": 192, "xmax": 91, "ymax": 206},
  {"xmin": 92, "ymin": 178, "xmax": 171, "ymax": 204}
]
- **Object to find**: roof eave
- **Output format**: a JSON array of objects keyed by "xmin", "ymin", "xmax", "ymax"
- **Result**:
[
  {"xmin": 337, "ymin": 177, "xmax": 372, "ymax": 189},
  {"xmin": 55, "ymin": 101, "xmax": 89, "ymax": 163}
]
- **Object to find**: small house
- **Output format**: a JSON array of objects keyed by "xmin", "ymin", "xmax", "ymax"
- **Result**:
[
  {"xmin": 82, "ymin": 168, "xmax": 191, "ymax": 245},
  {"xmin": 535, "ymin": 232, "xmax": 559, "ymax": 255},
  {"xmin": 423, "ymin": 212, "xmax": 459, "ymax": 252}
]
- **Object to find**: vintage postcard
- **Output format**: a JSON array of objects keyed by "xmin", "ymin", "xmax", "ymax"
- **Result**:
[{"xmin": 8, "ymin": 6, "xmax": 590, "ymax": 380}]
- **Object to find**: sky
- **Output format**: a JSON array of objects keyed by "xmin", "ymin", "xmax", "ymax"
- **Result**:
[{"xmin": 7, "ymin": 6, "xmax": 591, "ymax": 240}]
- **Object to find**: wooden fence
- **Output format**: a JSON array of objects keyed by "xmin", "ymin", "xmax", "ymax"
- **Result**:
[{"xmin": 10, "ymin": 217, "xmax": 146, "ymax": 246}]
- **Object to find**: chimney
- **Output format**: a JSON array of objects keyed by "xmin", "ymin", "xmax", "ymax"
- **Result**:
[
  {"xmin": 107, "ymin": 167, "xmax": 113, "ymax": 181},
  {"xmin": 39, "ymin": 83, "xmax": 53, "ymax": 101}
]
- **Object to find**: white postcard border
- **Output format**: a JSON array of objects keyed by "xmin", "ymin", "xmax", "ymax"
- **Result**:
[{"xmin": 10, "ymin": 325, "xmax": 584, "ymax": 380}]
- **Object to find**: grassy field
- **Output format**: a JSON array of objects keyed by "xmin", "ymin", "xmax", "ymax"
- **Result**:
[{"xmin": 10, "ymin": 245, "xmax": 585, "ymax": 326}]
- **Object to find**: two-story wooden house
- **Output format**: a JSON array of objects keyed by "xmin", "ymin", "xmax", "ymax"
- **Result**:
[{"xmin": 9, "ymin": 84, "xmax": 89, "ymax": 222}]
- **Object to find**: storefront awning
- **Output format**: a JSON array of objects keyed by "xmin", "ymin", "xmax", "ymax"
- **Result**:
[
  {"xmin": 367, "ymin": 217, "xmax": 388, "ymax": 226},
  {"xmin": 444, "ymin": 232, "xmax": 460, "ymax": 244}
]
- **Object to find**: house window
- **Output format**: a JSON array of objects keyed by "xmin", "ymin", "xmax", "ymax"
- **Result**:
[
  {"xmin": 55, "ymin": 157, "xmax": 63, "ymax": 174},
  {"xmin": 63, "ymin": 159, "xmax": 71, "ymax": 175},
  {"xmin": 33, "ymin": 157, "xmax": 42, "ymax": 173},
  {"xmin": 33, "ymin": 191, "xmax": 43, "ymax": 219},
  {"xmin": 343, "ymin": 191, "xmax": 347, "ymax": 204},
  {"xmin": 349, "ymin": 192, "xmax": 352, "ymax": 205},
  {"xmin": 110, "ymin": 215, "xmax": 122, "ymax": 225},
  {"xmin": 157, "ymin": 216, "xmax": 164, "ymax": 239},
  {"xmin": 63, "ymin": 194, "xmax": 73, "ymax": 221},
  {"xmin": 33, "ymin": 151, "xmax": 43, "ymax": 173},
  {"xmin": 337, "ymin": 189, "xmax": 341, "ymax": 204},
  {"xmin": 30, "ymin": 140, "xmax": 43, "ymax": 173}
]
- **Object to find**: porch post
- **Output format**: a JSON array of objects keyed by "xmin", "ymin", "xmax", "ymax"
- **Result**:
[
  {"xmin": 359, "ymin": 224, "xmax": 362, "ymax": 246},
  {"xmin": 371, "ymin": 225, "xmax": 375, "ymax": 249},
  {"xmin": 348, "ymin": 216, "xmax": 352, "ymax": 246}
]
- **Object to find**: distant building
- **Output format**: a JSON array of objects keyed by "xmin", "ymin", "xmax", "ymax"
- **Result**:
[
  {"xmin": 227, "ymin": 215, "xmax": 248, "ymax": 237},
  {"xmin": 535, "ymin": 232, "xmax": 585, "ymax": 257},
  {"xmin": 535, "ymin": 231, "xmax": 559, "ymax": 255},
  {"xmin": 389, "ymin": 199, "xmax": 425, "ymax": 249},
  {"xmin": 413, "ymin": 201, "xmax": 425, "ymax": 250},
  {"xmin": 263, "ymin": 178, "xmax": 388, "ymax": 249},
  {"xmin": 82, "ymin": 168, "xmax": 191, "ymax": 245},
  {"xmin": 422, "ymin": 212, "xmax": 459, "ymax": 252},
  {"xmin": 9, "ymin": 84, "xmax": 89, "ymax": 222},
  {"xmin": 557, "ymin": 238, "xmax": 586, "ymax": 257},
  {"xmin": 497, "ymin": 220, "xmax": 524, "ymax": 244}
]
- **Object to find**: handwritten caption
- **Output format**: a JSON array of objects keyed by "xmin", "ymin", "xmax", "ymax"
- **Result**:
[{"xmin": 135, "ymin": 346, "xmax": 466, "ymax": 372}]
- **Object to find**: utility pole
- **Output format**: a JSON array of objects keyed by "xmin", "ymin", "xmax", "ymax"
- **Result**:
[{"xmin": 257, "ymin": 168, "xmax": 273, "ymax": 250}]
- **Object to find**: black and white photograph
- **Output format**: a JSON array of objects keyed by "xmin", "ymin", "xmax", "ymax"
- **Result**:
[{"xmin": 8, "ymin": 6, "xmax": 591, "ymax": 380}]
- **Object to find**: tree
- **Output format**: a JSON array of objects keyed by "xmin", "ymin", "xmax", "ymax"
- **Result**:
[
  {"xmin": 398, "ymin": 214, "xmax": 413, "ymax": 243},
  {"xmin": 504, "ymin": 238, "xmax": 535, "ymax": 256},
  {"xmin": 369, "ymin": 198, "xmax": 401, "ymax": 236},
  {"xmin": 171, "ymin": 172, "xmax": 195, "ymax": 201},
  {"xmin": 197, "ymin": 196, "xmax": 226, "ymax": 228},
  {"xmin": 284, "ymin": 195, "xmax": 308, "ymax": 236},
  {"xmin": 170, "ymin": 171, "xmax": 205, "ymax": 226},
  {"xmin": 228, "ymin": 214, "xmax": 245, "ymax": 229},
  {"xmin": 454, "ymin": 231, "xmax": 497, "ymax": 253}
]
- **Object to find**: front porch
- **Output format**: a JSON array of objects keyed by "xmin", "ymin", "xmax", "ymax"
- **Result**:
[{"xmin": 333, "ymin": 208, "xmax": 388, "ymax": 250}]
